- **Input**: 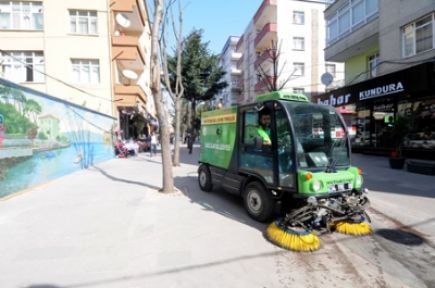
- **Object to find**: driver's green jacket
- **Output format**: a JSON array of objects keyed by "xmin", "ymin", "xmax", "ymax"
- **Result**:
[{"xmin": 257, "ymin": 127, "xmax": 271, "ymax": 144}]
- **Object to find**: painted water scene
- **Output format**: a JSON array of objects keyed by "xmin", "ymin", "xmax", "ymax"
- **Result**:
[{"xmin": 0, "ymin": 79, "xmax": 114, "ymax": 198}]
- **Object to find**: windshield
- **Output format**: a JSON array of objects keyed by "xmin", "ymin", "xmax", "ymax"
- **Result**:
[{"xmin": 282, "ymin": 101, "xmax": 350, "ymax": 170}]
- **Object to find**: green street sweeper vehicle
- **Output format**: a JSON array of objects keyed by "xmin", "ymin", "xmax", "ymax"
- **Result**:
[{"xmin": 198, "ymin": 91, "xmax": 372, "ymax": 251}]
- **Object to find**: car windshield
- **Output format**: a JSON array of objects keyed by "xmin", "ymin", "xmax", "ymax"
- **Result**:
[{"xmin": 282, "ymin": 101, "xmax": 350, "ymax": 170}]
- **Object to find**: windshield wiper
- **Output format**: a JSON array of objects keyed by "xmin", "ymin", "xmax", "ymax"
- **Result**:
[{"xmin": 325, "ymin": 158, "xmax": 337, "ymax": 173}]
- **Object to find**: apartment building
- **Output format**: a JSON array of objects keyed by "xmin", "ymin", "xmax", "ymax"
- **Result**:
[
  {"xmin": 235, "ymin": 0, "xmax": 343, "ymax": 104},
  {"xmin": 315, "ymin": 0, "xmax": 435, "ymax": 159},
  {"xmin": 218, "ymin": 36, "xmax": 242, "ymax": 107},
  {"xmin": 0, "ymin": 0, "xmax": 153, "ymax": 138}
]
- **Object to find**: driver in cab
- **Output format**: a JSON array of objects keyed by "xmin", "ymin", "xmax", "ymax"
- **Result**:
[{"xmin": 257, "ymin": 109, "xmax": 272, "ymax": 146}]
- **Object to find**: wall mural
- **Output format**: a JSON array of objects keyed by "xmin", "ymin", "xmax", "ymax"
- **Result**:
[{"xmin": 0, "ymin": 78, "xmax": 115, "ymax": 198}]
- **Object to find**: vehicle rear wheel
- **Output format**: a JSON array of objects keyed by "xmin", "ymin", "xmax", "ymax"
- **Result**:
[
  {"xmin": 198, "ymin": 164, "xmax": 213, "ymax": 192},
  {"xmin": 243, "ymin": 181, "xmax": 275, "ymax": 222}
]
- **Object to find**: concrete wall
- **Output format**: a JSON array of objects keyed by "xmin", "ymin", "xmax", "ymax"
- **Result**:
[{"xmin": 378, "ymin": 0, "xmax": 435, "ymax": 75}]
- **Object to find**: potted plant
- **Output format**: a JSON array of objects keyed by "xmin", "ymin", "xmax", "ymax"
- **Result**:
[{"xmin": 388, "ymin": 116, "xmax": 409, "ymax": 169}]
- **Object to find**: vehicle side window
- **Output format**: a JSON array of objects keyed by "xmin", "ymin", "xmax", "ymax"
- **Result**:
[
  {"xmin": 275, "ymin": 106, "xmax": 296, "ymax": 188},
  {"xmin": 243, "ymin": 111, "xmax": 258, "ymax": 145}
]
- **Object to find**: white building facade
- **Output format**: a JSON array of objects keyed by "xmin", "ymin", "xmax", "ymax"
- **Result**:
[
  {"xmin": 236, "ymin": 0, "xmax": 343, "ymax": 104},
  {"xmin": 218, "ymin": 36, "xmax": 242, "ymax": 107}
]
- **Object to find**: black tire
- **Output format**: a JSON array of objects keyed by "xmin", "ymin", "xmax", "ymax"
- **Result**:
[
  {"xmin": 243, "ymin": 181, "xmax": 275, "ymax": 222},
  {"xmin": 198, "ymin": 164, "xmax": 213, "ymax": 192}
]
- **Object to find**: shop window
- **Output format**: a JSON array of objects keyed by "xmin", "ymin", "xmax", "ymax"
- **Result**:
[
  {"xmin": 354, "ymin": 107, "xmax": 371, "ymax": 147},
  {"xmin": 399, "ymin": 99, "xmax": 435, "ymax": 150}
]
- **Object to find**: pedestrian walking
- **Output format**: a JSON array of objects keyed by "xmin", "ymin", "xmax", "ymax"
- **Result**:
[
  {"xmin": 150, "ymin": 131, "xmax": 158, "ymax": 157},
  {"xmin": 187, "ymin": 130, "xmax": 196, "ymax": 154}
]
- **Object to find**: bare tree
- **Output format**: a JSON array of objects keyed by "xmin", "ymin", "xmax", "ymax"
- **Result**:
[
  {"xmin": 256, "ymin": 41, "xmax": 295, "ymax": 93},
  {"xmin": 161, "ymin": 0, "xmax": 184, "ymax": 167},
  {"xmin": 150, "ymin": 0, "xmax": 174, "ymax": 192}
]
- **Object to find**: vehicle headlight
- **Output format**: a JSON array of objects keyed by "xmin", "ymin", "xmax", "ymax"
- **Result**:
[
  {"xmin": 312, "ymin": 180, "xmax": 322, "ymax": 192},
  {"xmin": 355, "ymin": 175, "xmax": 363, "ymax": 187}
]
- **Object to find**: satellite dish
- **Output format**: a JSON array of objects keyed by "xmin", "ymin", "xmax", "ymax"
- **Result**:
[
  {"xmin": 116, "ymin": 13, "xmax": 131, "ymax": 28},
  {"xmin": 321, "ymin": 72, "xmax": 334, "ymax": 86},
  {"xmin": 122, "ymin": 69, "xmax": 138, "ymax": 80}
]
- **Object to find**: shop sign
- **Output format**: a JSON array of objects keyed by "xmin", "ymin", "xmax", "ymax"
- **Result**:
[
  {"xmin": 317, "ymin": 93, "xmax": 351, "ymax": 106},
  {"xmin": 359, "ymin": 82, "xmax": 404, "ymax": 100}
]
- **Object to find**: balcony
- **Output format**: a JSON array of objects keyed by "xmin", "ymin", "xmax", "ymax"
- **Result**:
[
  {"xmin": 231, "ymin": 52, "xmax": 242, "ymax": 61},
  {"xmin": 255, "ymin": 23, "xmax": 277, "ymax": 50},
  {"xmin": 231, "ymin": 67, "xmax": 242, "ymax": 75},
  {"xmin": 255, "ymin": 76, "xmax": 276, "ymax": 92},
  {"xmin": 114, "ymin": 84, "xmax": 147, "ymax": 107},
  {"xmin": 112, "ymin": 35, "xmax": 145, "ymax": 81},
  {"xmin": 254, "ymin": 0, "xmax": 277, "ymax": 29},
  {"xmin": 325, "ymin": 20, "xmax": 379, "ymax": 62},
  {"xmin": 324, "ymin": 0, "xmax": 379, "ymax": 61},
  {"xmin": 236, "ymin": 35, "xmax": 244, "ymax": 51},
  {"xmin": 110, "ymin": 0, "xmax": 146, "ymax": 35},
  {"xmin": 255, "ymin": 50, "xmax": 272, "ymax": 68}
]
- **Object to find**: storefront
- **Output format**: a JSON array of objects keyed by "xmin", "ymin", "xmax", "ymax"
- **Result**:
[
  {"xmin": 118, "ymin": 107, "xmax": 150, "ymax": 140},
  {"xmin": 313, "ymin": 62, "xmax": 435, "ymax": 160}
]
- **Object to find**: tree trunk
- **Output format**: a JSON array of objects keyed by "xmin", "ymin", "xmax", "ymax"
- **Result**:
[
  {"xmin": 150, "ymin": 0, "xmax": 174, "ymax": 193},
  {"xmin": 173, "ymin": 98, "xmax": 182, "ymax": 166}
]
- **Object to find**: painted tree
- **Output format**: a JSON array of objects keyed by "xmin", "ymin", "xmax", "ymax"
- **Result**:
[{"xmin": 24, "ymin": 98, "xmax": 42, "ymax": 123}]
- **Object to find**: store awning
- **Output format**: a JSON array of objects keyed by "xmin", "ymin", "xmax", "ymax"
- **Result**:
[{"xmin": 313, "ymin": 61, "xmax": 435, "ymax": 107}]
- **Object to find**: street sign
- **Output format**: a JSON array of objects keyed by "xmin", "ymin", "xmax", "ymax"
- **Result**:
[{"xmin": 321, "ymin": 72, "xmax": 334, "ymax": 86}]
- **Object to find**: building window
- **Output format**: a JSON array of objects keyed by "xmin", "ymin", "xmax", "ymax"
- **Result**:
[
  {"xmin": 293, "ymin": 62, "xmax": 305, "ymax": 76},
  {"xmin": 326, "ymin": 0, "xmax": 379, "ymax": 45},
  {"xmin": 71, "ymin": 59, "xmax": 100, "ymax": 84},
  {"xmin": 0, "ymin": 51, "xmax": 45, "ymax": 83},
  {"xmin": 0, "ymin": 1, "xmax": 43, "ymax": 30},
  {"xmin": 402, "ymin": 13, "xmax": 434, "ymax": 57},
  {"xmin": 293, "ymin": 88, "xmax": 305, "ymax": 94},
  {"xmin": 368, "ymin": 53, "xmax": 379, "ymax": 78},
  {"xmin": 69, "ymin": 10, "xmax": 97, "ymax": 35},
  {"xmin": 293, "ymin": 11, "xmax": 304, "ymax": 25},
  {"xmin": 325, "ymin": 64, "xmax": 336, "ymax": 77},
  {"xmin": 293, "ymin": 37, "xmax": 305, "ymax": 51}
]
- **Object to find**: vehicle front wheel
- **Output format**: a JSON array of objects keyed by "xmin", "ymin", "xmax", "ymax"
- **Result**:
[
  {"xmin": 243, "ymin": 181, "xmax": 275, "ymax": 222},
  {"xmin": 198, "ymin": 164, "xmax": 213, "ymax": 192}
]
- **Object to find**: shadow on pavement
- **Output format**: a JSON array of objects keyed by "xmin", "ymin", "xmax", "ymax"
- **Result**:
[
  {"xmin": 34, "ymin": 250, "xmax": 285, "ymax": 288},
  {"xmin": 174, "ymin": 173, "xmax": 266, "ymax": 232},
  {"xmin": 179, "ymin": 144, "xmax": 200, "ymax": 166},
  {"xmin": 375, "ymin": 228, "xmax": 425, "ymax": 246},
  {"xmin": 93, "ymin": 166, "xmax": 161, "ymax": 191}
]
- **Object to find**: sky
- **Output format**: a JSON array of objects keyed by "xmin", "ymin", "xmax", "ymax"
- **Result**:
[{"xmin": 167, "ymin": 0, "xmax": 263, "ymax": 54}]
